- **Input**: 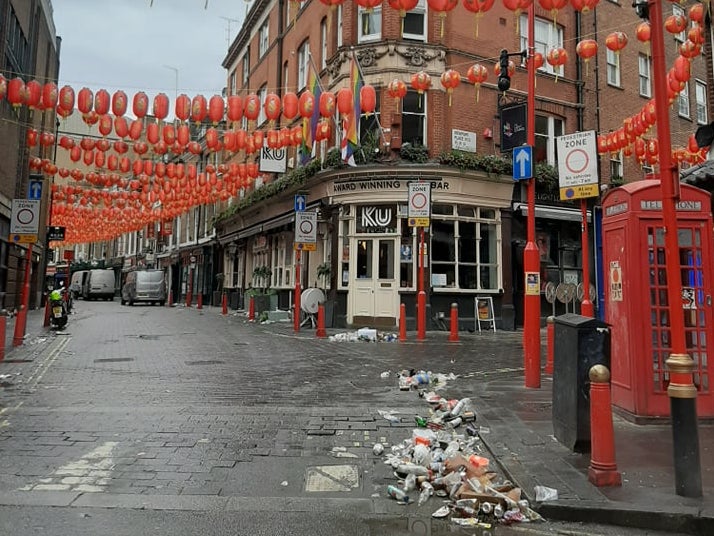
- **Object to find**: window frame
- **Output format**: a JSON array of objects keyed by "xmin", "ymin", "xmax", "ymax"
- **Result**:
[
  {"xmin": 606, "ymin": 48, "xmax": 621, "ymax": 87},
  {"xmin": 358, "ymin": 5, "xmax": 382, "ymax": 43},
  {"xmin": 638, "ymin": 53, "xmax": 651, "ymax": 98},
  {"xmin": 672, "ymin": 4, "xmax": 687, "ymax": 42},
  {"xmin": 258, "ymin": 85, "xmax": 267, "ymax": 126},
  {"xmin": 401, "ymin": 90, "xmax": 427, "ymax": 147},
  {"xmin": 402, "ymin": 0, "xmax": 427, "ymax": 42},
  {"xmin": 430, "ymin": 205, "xmax": 502, "ymax": 292},
  {"xmin": 610, "ymin": 150, "xmax": 623, "ymax": 182},
  {"xmin": 535, "ymin": 115, "xmax": 564, "ymax": 167},
  {"xmin": 678, "ymin": 80, "xmax": 690, "ymax": 118},
  {"xmin": 259, "ymin": 19, "xmax": 270, "ymax": 57},
  {"xmin": 320, "ymin": 18, "xmax": 328, "ymax": 69},
  {"xmin": 337, "ymin": 4, "xmax": 343, "ymax": 48},
  {"xmin": 297, "ymin": 40, "xmax": 310, "ymax": 91},
  {"xmin": 519, "ymin": 15, "xmax": 564, "ymax": 76},
  {"xmin": 695, "ymin": 80, "xmax": 707, "ymax": 125},
  {"xmin": 242, "ymin": 50, "xmax": 250, "ymax": 85}
]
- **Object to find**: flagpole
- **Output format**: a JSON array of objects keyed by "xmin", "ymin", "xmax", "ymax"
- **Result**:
[{"xmin": 350, "ymin": 49, "xmax": 388, "ymax": 149}]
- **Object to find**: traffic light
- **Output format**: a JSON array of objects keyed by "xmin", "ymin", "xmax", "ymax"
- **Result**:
[
  {"xmin": 632, "ymin": 0, "xmax": 649, "ymax": 20},
  {"xmin": 498, "ymin": 49, "xmax": 511, "ymax": 92}
]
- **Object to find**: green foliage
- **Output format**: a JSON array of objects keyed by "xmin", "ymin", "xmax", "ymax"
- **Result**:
[
  {"xmin": 252, "ymin": 265, "xmax": 272, "ymax": 292},
  {"xmin": 438, "ymin": 151, "xmax": 510, "ymax": 175},
  {"xmin": 610, "ymin": 175, "xmax": 625, "ymax": 186},
  {"xmin": 316, "ymin": 262, "xmax": 331, "ymax": 288},
  {"xmin": 400, "ymin": 142, "xmax": 429, "ymax": 163}
]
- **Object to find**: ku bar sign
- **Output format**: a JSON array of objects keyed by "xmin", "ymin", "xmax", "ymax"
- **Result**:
[{"xmin": 556, "ymin": 131, "xmax": 599, "ymax": 200}]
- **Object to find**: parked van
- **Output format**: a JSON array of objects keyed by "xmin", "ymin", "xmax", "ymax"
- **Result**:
[
  {"xmin": 83, "ymin": 269, "xmax": 116, "ymax": 301},
  {"xmin": 70, "ymin": 270, "xmax": 88, "ymax": 299},
  {"xmin": 121, "ymin": 269, "xmax": 166, "ymax": 306}
]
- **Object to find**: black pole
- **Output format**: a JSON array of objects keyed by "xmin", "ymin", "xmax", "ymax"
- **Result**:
[{"xmin": 670, "ymin": 397, "xmax": 702, "ymax": 497}]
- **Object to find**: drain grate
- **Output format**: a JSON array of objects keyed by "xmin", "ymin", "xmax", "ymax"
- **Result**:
[
  {"xmin": 94, "ymin": 358, "xmax": 134, "ymax": 363},
  {"xmin": 1, "ymin": 359, "xmax": 33, "ymax": 364}
]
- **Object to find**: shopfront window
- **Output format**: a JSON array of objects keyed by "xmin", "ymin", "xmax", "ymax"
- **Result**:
[
  {"xmin": 357, "ymin": 240, "xmax": 373, "ymax": 278},
  {"xmin": 400, "ymin": 221, "xmax": 414, "ymax": 288},
  {"xmin": 431, "ymin": 205, "xmax": 501, "ymax": 290}
]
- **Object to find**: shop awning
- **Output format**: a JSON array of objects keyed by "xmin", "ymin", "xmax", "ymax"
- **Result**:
[{"xmin": 513, "ymin": 203, "xmax": 591, "ymax": 222}]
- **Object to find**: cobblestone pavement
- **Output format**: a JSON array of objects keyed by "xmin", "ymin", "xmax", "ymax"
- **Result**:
[{"xmin": 0, "ymin": 302, "xmax": 525, "ymax": 529}]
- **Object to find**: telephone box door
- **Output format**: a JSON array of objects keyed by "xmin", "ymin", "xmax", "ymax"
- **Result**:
[{"xmin": 645, "ymin": 221, "xmax": 713, "ymax": 416}]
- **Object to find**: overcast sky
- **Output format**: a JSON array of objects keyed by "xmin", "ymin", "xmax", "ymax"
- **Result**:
[{"xmin": 52, "ymin": 0, "xmax": 247, "ymax": 111}]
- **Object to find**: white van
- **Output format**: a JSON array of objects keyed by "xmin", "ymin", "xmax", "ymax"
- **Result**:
[
  {"xmin": 83, "ymin": 269, "xmax": 116, "ymax": 301},
  {"xmin": 121, "ymin": 270, "xmax": 166, "ymax": 306},
  {"xmin": 70, "ymin": 270, "xmax": 88, "ymax": 299}
]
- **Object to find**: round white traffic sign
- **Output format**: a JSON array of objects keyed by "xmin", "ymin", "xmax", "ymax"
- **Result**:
[{"xmin": 565, "ymin": 148, "xmax": 589, "ymax": 174}]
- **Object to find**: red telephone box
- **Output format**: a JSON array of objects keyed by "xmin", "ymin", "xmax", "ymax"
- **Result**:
[{"xmin": 602, "ymin": 180, "xmax": 714, "ymax": 419}]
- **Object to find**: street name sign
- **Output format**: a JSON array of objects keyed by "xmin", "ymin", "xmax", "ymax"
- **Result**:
[{"xmin": 556, "ymin": 130, "xmax": 599, "ymax": 200}]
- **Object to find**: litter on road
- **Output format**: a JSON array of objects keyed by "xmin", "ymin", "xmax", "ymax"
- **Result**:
[{"xmin": 376, "ymin": 368, "xmax": 547, "ymax": 527}]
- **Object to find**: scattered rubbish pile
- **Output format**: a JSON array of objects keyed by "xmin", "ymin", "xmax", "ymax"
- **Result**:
[
  {"xmin": 377, "ymin": 369, "xmax": 544, "ymax": 528},
  {"xmin": 329, "ymin": 327, "xmax": 398, "ymax": 342}
]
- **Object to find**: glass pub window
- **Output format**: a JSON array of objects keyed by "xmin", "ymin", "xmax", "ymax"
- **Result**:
[{"xmin": 401, "ymin": 90, "xmax": 426, "ymax": 146}]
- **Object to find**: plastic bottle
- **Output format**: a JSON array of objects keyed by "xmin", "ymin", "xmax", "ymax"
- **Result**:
[
  {"xmin": 448, "ymin": 417, "xmax": 463, "ymax": 428},
  {"xmin": 417, "ymin": 481, "xmax": 434, "ymax": 506},
  {"xmin": 414, "ymin": 416, "xmax": 428, "ymax": 427},
  {"xmin": 443, "ymin": 440, "xmax": 460, "ymax": 459},
  {"xmin": 405, "ymin": 473, "xmax": 417, "ymax": 491},
  {"xmin": 387, "ymin": 485, "xmax": 409, "ymax": 502},
  {"xmin": 396, "ymin": 463, "xmax": 429, "ymax": 476},
  {"xmin": 413, "ymin": 372, "xmax": 430, "ymax": 386}
]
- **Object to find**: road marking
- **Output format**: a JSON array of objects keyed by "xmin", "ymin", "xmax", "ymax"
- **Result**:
[
  {"xmin": 19, "ymin": 441, "xmax": 118, "ymax": 493},
  {"xmin": 25, "ymin": 336, "xmax": 71, "ymax": 390}
]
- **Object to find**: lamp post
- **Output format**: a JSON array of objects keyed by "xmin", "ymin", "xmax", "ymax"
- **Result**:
[
  {"xmin": 523, "ymin": 3, "xmax": 541, "ymax": 388},
  {"xmin": 646, "ymin": 0, "xmax": 701, "ymax": 498},
  {"xmin": 162, "ymin": 65, "xmax": 179, "ymax": 110}
]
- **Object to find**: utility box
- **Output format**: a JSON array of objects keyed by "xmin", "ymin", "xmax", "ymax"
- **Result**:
[
  {"xmin": 552, "ymin": 313, "xmax": 610, "ymax": 453},
  {"xmin": 602, "ymin": 180, "xmax": 714, "ymax": 419}
]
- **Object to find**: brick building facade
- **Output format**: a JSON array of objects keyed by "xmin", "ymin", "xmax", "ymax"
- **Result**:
[{"xmin": 215, "ymin": 0, "xmax": 711, "ymax": 329}]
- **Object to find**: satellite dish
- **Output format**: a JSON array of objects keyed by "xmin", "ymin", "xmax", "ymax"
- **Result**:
[{"xmin": 301, "ymin": 288, "xmax": 325, "ymax": 314}]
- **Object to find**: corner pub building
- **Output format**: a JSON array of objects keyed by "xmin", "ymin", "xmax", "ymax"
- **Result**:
[{"xmin": 214, "ymin": 0, "xmax": 701, "ymax": 329}]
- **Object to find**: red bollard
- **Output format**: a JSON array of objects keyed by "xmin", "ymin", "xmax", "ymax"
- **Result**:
[
  {"xmin": 399, "ymin": 303, "xmax": 407, "ymax": 342},
  {"xmin": 44, "ymin": 298, "xmax": 51, "ymax": 327},
  {"xmin": 13, "ymin": 309, "xmax": 26, "ymax": 347},
  {"xmin": 248, "ymin": 296, "xmax": 255, "ymax": 321},
  {"xmin": 316, "ymin": 303, "xmax": 327, "ymax": 338},
  {"xmin": 0, "ymin": 316, "xmax": 6, "ymax": 361},
  {"xmin": 221, "ymin": 293, "xmax": 228, "ymax": 315},
  {"xmin": 448, "ymin": 302, "xmax": 459, "ymax": 343},
  {"xmin": 588, "ymin": 365, "xmax": 622, "ymax": 487},
  {"xmin": 197, "ymin": 293, "xmax": 203, "ymax": 310},
  {"xmin": 168, "ymin": 289, "xmax": 173, "ymax": 307},
  {"xmin": 417, "ymin": 291, "xmax": 426, "ymax": 341},
  {"xmin": 545, "ymin": 316, "xmax": 555, "ymax": 375}
]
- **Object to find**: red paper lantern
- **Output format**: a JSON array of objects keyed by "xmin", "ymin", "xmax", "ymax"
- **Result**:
[
  {"xmin": 70, "ymin": 146, "xmax": 81, "ymax": 162},
  {"xmin": 59, "ymin": 136, "xmax": 75, "ymax": 150},
  {"xmin": 673, "ymin": 55, "xmax": 691, "ymax": 83},
  {"xmin": 388, "ymin": 0, "xmax": 419, "ymax": 19},
  {"xmin": 83, "ymin": 111, "xmax": 99, "ymax": 126},
  {"xmin": 208, "ymin": 95, "xmax": 225, "ymax": 124},
  {"xmin": 163, "ymin": 124, "xmax": 176, "ymax": 145},
  {"xmin": 605, "ymin": 32, "xmax": 628, "ymax": 55},
  {"xmin": 298, "ymin": 91, "xmax": 315, "ymax": 118},
  {"xmin": 575, "ymin": 39, "xmax": 597, "ymax": 76},
  {"xmin": 688, "ymin": 25, "xmax": 705, "ymax": 45},
  {"xmin": 546, "ymin": 47, "xmax": 568, "ymax": 81},
  {"xmin": 147, "ymin": 123, "xmax": 160, "ymax": 145},
  {"xmin": 664, "ymin": 14, "xmax": 687, "ymax": 36},
  {"xmin": 26, "ymin": 129, "xmax": 38, "ymax": 147},
  {"xmin": 253, "ymin": 130, "xmax": 264, "ymax": 149},
  {"xmin": 361, "ymin": 85, "xmax": 376, "ymax": 114},
  {"xmin": 537, "ymin": 0, "xmax": 567, "ymax": 24},
  {"xmin": 636, "ymin": 22, "xmax": 651, "ymax": 48},
  {"xmin": 115, "ymin": 141, "xmax": 129, "ymax": 155},
  {"xmin": 175, "ymin": 94, "xmax": 191, "ymax": 121},
  {"xmin": 440, "ymin": 69, "xmax": 460, "ymax": 106},
  {"xmin": 133, "ymin": 142, "xmax": 149, "ymax": 156},
  {"xmin": 98, "ymin": 114, "xmax": 113, "ymax": 136},
  {"xmin": 264, "ymin": 93, "xmax": 282, "ymax": 122},
  {"xmin": 133, "ymin": 92, "xmax": 149, "ymax": 118},
  {"xmin": 680, "ymin": 40, "xmax": 701, "ymax": 60},
  {"xmin": 94, "ymin": 89, "xmax": 110, "ymax": 115},
  {"xmin": 689, "ymin": 3, "xmax": 705, "ymax": 25},
  {"xmin": 244, "ymin": 94, "xmax": 260, "ymax": 121},
  {"xmin": 267, "ymin": 129, "xmax": 280, "ymax": 149},
  {"xmin": 570, "ymin": 0, "xmax": 598, "ymax": 11},
  {"xmin": 282, "ymin": 92, "xmax": 299, "ymax": 120},
  {"xmin": 316, "ymin": 120, "xmax": 332, "ymax": 142},
  {"xmin": 466, "ymin": 63, "xmax": 488, "ymax": 102},
  {"xmin": 129, "ymin": 119, "xmax": 143, "ymax": 140},
  {"xmin": 78, "ymin": 87, "xmax": 95, "ymax": 114},
  {"xmin": 461, "ymin": 0, "xmax": 494, "ymax": 37},
  {"xmin": 427, "ymin": 0, "xmax": 458, "ymax": 36},
  {"xmin": 387, "ymin": 78, "xmax": 407, "ymax": 101},
  {"xmin": 236, "ymin": 129, "xmax": 247, "ymax": 149},
  {"xmin": 153, "ymin": 93, "xmax": 170, "ymax": 121},
  {"xmin": 7, "ymin": 77, "xmax": 27, "ymax": 108},
  {"xmin": 95, "ymin": 150, "xmax": 106, "ymax": 169},
  {"xmin": 336, "ymin": 88, "xmax": 354, "ymax": 117},
  {"xmin": 319, "ymin": 91, "xmax": 336, "ymax": 118},
  {"xmin": 114, "ymin": 116, "xmax": 129, "ymax": 138},
  {"xmin": 190, "ymin": 94, "xmax": 207, "ymax": 123},
  {"xmin": 40, "ymin": 131, "xmax": 55, "ymax": 147},
  {"xmin": 410, "ymin": 71, "xmax": 432, "ymax": 94},
  {"xmin": 58, "ymin": 85, "xmax": 75, "ymax": 115},
  {"xmin": 529, "ymin": 51, "xmax": 544, "ymax": 70},
  {"xmin": 25, "ymin": 80, "xmax": 42, "ymax": 109},
  {"xmin": 227, "ymin": 95, "xmax": 244, "ymax": 123},
  {"xmin": 111, "ymin": 90, "xmax": 127, "ymax": 117},
  {"xmin": 177, "ymin": 124, "xmax": 190, "ymax": 146},
  {"xmin": 355, "ymin": 0, "xmax": 382, "ymax": 11},
  {"xmin": 41, "ymin": 82, "xmax": 58, "ymax": 110},
  {"xmin": 206, "ymin": 128, "xmax": 221, "ymax": 151},
  {"xmin": 0, "ymin": 75, "xmax": 6, "ymax": 101}
]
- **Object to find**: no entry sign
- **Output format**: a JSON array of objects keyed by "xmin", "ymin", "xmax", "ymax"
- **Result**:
[
  {"xmin": 556, "ymin": 131, "xmax": 599, "ymax": 201},
  {"xmin": 408, "ymin": 182, "xmax": 431, "ymax": 227}
]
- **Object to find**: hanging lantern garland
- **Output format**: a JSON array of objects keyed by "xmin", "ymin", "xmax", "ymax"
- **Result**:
[
  {"xmin": 575, "ymin": 39, "xmax": 597, "ymax": 77},
  {"xmin": 427, "ymin": 0, "xmax": 458, "ymax": 37},
  {"xmin": 461, "ymin": 0, "xmax": 494, "ymax": 38},
  {"xmin": 440, "ymin": 69, "xmax": 461, "ymax": 106},
  {"xmin": 466, "ymin": 64, "xmax": 488, "ymax": 102}
]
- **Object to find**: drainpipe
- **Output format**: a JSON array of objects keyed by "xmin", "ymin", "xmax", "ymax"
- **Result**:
[
  {"xmin": 277, "ymin": 0, "xmax": 285, "ymax": 96},
  {"xmin": 575, "ymin": 10, "xmax": 584, "ymax": 132}
]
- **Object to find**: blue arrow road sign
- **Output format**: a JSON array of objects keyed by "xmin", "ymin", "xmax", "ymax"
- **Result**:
[
  {"xmin": 512, "ymin": 146, "xmax": 533, "ymax": 181},
  {"xmin": 28, "ymin": 179, "xmax": 43, "ymax": 200},
  {"xmin": 294, "ymin": 194, "xmax": 307, "ymax": 212}
]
